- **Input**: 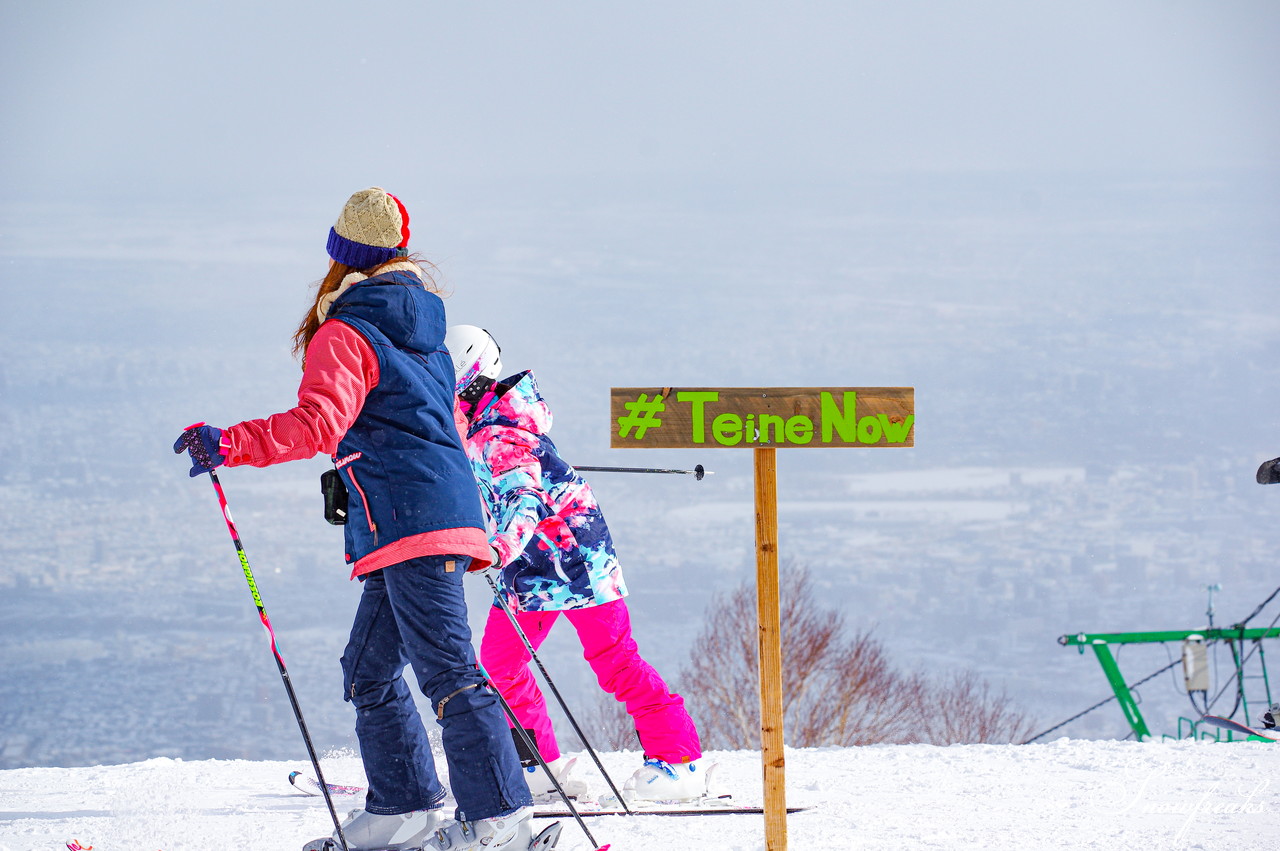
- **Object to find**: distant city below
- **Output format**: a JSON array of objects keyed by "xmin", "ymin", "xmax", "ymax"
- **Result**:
[{"xmin": 4, "ymin": 171, "xmax": 1279, "ymax": 767}]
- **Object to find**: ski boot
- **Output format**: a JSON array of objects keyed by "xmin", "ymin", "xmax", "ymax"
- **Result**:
[
  {"xmin": 523, "ymin": 755, "xmax": 589, "ymax": 800},
  {"xmin": 623, "ymin": 757, "xmax": 717, "ymax": 803},
  {"xmin": 424, "ymin": 806, "xmax": 562, "ymax": 850},
  {"xmin": 1263, "ymin": 702, "xmax": 1280, "ymax": 730},
  {"xmin": 301, "ymin": 806, "xmax": 444, "ymax": 851}
]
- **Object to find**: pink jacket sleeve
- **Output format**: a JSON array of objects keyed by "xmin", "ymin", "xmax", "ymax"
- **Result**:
[{"xmin": 222, "ymin": 321, "xmax": 379, "ymax": 467}]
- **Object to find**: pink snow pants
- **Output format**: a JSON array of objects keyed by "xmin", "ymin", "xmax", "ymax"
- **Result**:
[{"xmin": 479, "ymin": 598, "xmax": 702, "ymax": 764}]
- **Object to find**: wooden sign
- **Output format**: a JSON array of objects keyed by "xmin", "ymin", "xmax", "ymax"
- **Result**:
[
  {"xmin": 610, "ymin": 387, "xmax": 914, "ymax": 449},
  {"xmin": 608, "ymin": 385, "xmax": 916, "ymax": 851}
]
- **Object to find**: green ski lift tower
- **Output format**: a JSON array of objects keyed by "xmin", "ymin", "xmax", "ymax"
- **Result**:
[{"xmin": 1058, "ymin": 619, "xmax": 1280, "ymax": 741}]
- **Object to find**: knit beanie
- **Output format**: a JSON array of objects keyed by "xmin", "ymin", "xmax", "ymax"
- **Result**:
[{"xmin": 326, "ymin": 187, "xmax": 411, "ymax": 269}]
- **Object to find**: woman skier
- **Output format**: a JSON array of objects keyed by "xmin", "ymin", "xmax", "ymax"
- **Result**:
[
  {"xmin": 445, "ymin": 324, "xmax": 713, "ymax": 804},
  {"xmin": 173, "ymin": 190, "xmax": 540, "ymax": 851}
]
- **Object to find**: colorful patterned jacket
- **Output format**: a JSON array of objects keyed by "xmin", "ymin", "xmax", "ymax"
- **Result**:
[{"xmin": 463, "ymin": 370, "xmax": 628, "ymax": 611}]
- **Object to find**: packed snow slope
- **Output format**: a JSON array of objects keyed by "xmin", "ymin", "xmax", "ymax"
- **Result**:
[{"xmin": 1, "ymin": 738, "xmax": 1278, "ymax": 850}]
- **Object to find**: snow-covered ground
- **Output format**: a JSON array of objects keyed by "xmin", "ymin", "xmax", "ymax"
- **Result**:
[{"xmin": 2, "ymin": 738, "xmax": 1279, "ymax": 850}]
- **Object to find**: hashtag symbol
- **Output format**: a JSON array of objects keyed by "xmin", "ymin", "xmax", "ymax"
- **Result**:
[{"xmin": 617, "ymin": 393, "xmax": 665, "ymax": 440}]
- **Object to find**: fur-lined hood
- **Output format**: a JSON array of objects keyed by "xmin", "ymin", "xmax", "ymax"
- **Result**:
[{"xmin": 316, "ymin": 260, "xmax": 426, "ymax": 324}]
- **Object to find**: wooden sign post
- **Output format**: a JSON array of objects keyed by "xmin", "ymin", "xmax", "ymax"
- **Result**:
[{"xmin": 610, "ymin": 387, "xmax": 914, "ymax": 850}]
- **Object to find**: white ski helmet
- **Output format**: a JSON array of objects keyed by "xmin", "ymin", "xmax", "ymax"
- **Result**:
[{"xmin": 445, "ymin": 324, "xmax": 502, "ymax": 402}]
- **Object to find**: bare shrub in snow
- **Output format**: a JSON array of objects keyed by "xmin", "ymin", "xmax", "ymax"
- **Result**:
[{"xmin": 679, "ymin": 565, "xmax": 1035, "ymax": 748}]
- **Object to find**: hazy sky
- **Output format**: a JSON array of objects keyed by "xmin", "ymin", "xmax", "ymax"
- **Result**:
[{"xmin": 4, "ymin": 0, "xmax": 1279, "ymax": 205}]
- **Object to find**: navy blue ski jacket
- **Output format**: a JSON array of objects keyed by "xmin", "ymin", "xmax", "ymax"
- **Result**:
[{"xmin": 328, "ymin": 270, "xmax": 487, "ymax": 568}]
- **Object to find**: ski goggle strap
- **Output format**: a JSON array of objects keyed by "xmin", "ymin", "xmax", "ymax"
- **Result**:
[{"xmin": 458, "ymin": 374, "xmax": 495, "ymax": 404}]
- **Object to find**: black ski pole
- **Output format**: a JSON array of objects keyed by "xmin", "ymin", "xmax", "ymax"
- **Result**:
[
  {"xmin": 477, "ymin": 662, "xmax": 609, "ymax": 850},
  {"xmin": 574, "ymin": 463, "xmax": 709, "ymax": 480},
  {"xmin": 208, "ymin": 470, "xmax": 349, "ymax": 851},
  {"xmin": 484, "ymin": 573, "xmax": 633, "ymax": 814}
]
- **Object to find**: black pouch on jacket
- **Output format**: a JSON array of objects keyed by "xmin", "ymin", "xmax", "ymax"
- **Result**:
[{"xmin": 321, "ymin": 468, "xmax": 348, "ymax": 526}]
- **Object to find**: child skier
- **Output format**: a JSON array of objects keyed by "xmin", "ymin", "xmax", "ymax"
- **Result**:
[{"xmin": 445, "ymin": 325, "xmax": 713, "ymax": 804}]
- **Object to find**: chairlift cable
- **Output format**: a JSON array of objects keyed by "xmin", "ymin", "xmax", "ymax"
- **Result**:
[
  {"xmin": 1204, "ymin": 605, "xmax": 1280, "ymax": 718},
  {"xmin": 1021, "ymin": 659, "xmax": 1181, "ymax": 744},
  {"xmin": 1237, "ymin": 584, "xmax": 1280, "ymax": 629}
]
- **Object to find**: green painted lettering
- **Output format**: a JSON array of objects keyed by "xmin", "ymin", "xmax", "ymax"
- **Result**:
[
  {"xmin": 785, "ymin": 415, "xmax": 813, "ymax": 444},
  {"xmin": 857, "ymin": 415, "xmax": 883, "ymax": 444},
  {"xmin": 759, "ymin": 414, "xmax": 785, "ymax": 444},
  {"xmin": 676, "ymin": 391, "xmax": 719, "ymax": 444},
  {"xmin": 712, "ymin": 413, "xmax": 742, "ymax": 446},
  {"xmin": 881, "ymin": 414, "xmax": 913, "ymax": 444},
  {"xmin": 820, "ymin": 391, "xmax": 858, "ymax": 443}
]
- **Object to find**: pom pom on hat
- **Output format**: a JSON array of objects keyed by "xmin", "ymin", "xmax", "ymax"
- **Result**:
[{"xmin": 326, "ymin": 187, "xmax": 411, "ymax": 269}]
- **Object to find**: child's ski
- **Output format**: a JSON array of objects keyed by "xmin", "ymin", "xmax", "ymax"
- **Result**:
[
  {"xmin": 533, "ymin": 805, "xmax": 808, "ymax": 818},
  {"xmin": 288, "ymin": 770, "xmax": 365, "ymax": 797},
  {"xmin": 1200, "ymin": 715, "xmax": 1279, "ymax": 741},
  {"xmin": 303, "ymin": 822, "xmax": 564, "ymax": 851},
  {"xmin": 288, "ymin": 770, "xmax": 806, "ymax": 819}
]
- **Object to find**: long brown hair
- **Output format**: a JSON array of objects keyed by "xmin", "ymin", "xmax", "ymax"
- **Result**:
[{"xmin": 292, "ymin": 254, "xmax": 443, "ymax": 362}]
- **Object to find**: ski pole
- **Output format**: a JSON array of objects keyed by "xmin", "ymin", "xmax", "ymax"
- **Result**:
[
  {"xmin": 574, "ymin": 464, "xmax": 709, "ymax": 480},
  {"xmin": 477, "ymin": 661, "xmax": 610, "ymax": 850},
  {"xmin": 484, "ymin": 573, "xmax": 633, "ymax": 814},
  {"xmin": 207, "ymin": 470, "xmax": 349, "ymax": 851}
]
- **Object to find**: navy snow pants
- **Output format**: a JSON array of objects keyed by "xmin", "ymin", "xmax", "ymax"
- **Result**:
[{"xmin": 341, "ymin": 554, "xmax": 531, "ymax": 820}]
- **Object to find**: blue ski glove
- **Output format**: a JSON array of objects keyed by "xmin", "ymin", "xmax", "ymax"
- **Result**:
[{"xmin": 173, "ymin": 422, "xmax": 226, "ymax": 477}]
